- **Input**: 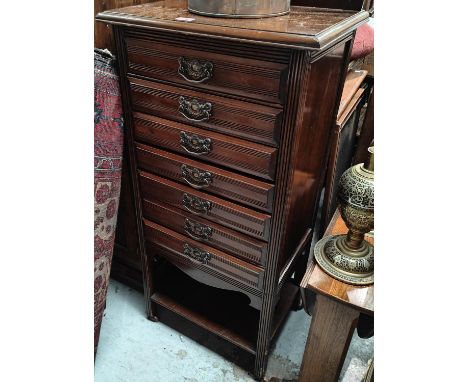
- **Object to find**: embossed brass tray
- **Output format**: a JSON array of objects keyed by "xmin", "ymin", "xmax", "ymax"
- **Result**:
[{"xmin": 188, "ymin": 0, "xmax": 290, "ymax": 18}]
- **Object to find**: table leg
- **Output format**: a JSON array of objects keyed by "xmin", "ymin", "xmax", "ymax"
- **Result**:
[{"xmin": 298, "ymin": 294, "xmax": 360, "ymax": 382}]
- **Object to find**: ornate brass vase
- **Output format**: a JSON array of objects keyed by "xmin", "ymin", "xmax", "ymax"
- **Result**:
[{"xmin": 314, "ymin": 147, "xmax": 374, "ymax": 285}]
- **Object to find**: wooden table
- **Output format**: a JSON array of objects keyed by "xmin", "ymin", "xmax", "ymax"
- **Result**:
[{"xmin": 298, "ymin": 210, "xmax": 374, "ymax": 382}]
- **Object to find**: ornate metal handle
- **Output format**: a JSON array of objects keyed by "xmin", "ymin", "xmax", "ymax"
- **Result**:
[
  {"xmin": 184, "ymin": 218, "xmax": 213, "ymax": 241},
  {"xmin": 182, "ymin": 193, "xmax": 212, "ymax": 215},
  {"xmin": 181, "ymin": 164, "xmax": 213, "ymax": 189},
  {"xmin": 180, "ymin": 131, "xmax": 212, "ymax": 156},
  {"xmin": 183, "ymin": 243, "xmax": 212, "ymax": 264},
  {"xmin": 179, "ymin": 96, "xmax": 212, "ymax": 122},
  {"xmin": 178, "ymin": 57, "xmax": 213, "ymax": 83}
]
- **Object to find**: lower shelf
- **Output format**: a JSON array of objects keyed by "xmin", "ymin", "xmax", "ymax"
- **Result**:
[{"xmin": 150, "ymin": 260, "xmax": 298, "ymax": 356}]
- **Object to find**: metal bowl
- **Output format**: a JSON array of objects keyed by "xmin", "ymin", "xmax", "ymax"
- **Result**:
[{"xmin": 188, "ymin": 0, "xmax": 290, "ymax": 18}]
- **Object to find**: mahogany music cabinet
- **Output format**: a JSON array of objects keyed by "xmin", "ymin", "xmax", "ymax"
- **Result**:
[{"xmin": 97, "ymin": 1, "xmax": 368, "ymax": 378}]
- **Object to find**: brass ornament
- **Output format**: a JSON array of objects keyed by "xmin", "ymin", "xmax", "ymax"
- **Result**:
[
  {"xmin": 181, "ymin": 164, "xmax": 213, "ymax": 189},
  {"xmin": 182, "ymin": 193, "xmax": 213, "ymax": 215},
  {"xmin": 314, "ymin": 146, "xmax": 374, "ymax": 285},
  {"xmin": 178, "ymin": 57, "xmax": 213, "ymax": 83},
  {"xmin": 180, "ymin": 131, "xmax": 212, "ymax": 156},
  {"xmin": 184, "ymin": 218, "xmax": 213, "ymax": 241},
  {"xmin": 183, "ymin": 243, "xmax": 212, "ymax": 264},
  {"xmin": 179, "ymin": 96, "xmax": 212, "ymax": 122}
]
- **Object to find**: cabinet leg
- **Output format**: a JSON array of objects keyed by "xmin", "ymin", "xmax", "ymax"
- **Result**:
[
  {"xmin": 253, "ymin": 351, "xmax": 268, "ymax": 381},
  {"xmin": 298, "ymin": 294, "xmax": 360, "ymax": 382}
]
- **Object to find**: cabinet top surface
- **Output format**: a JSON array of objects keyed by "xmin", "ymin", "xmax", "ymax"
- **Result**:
[{"xmin": 96, "ymin": 0, "xmax": 368, "ymax": 50}]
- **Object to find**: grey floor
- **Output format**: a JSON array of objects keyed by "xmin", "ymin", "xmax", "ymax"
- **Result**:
[{"xmin": 95, "ymin": 278, "xmax": 373, "ymax": 382}]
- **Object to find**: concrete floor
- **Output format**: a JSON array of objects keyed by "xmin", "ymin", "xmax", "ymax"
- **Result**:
[{"xmin": 95, "ymin": 278, "xmax": 373, "ymax": 382}]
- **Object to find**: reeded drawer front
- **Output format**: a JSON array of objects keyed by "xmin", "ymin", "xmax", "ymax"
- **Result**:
[
  {"xmin": 129, "ymin": 77, "xmax": 283, "ymax": 146},
  {"xmin": 144, "ymin": 220, "xmax": 264, "ymax": 291},
  {"xmin": 139, "ymin": 171, "xmax": 271, "ymax": 241},
  {"xmin": 142, "ymin": 199, "xmax": 268, "ymax": 265},
  {"xmin": 125, "ymin": 38, "xmax": 289, "ymax": 105},
  {"xmin": 133, "ymin": 112, "xmax": 278, "ymax": 181},
  {"xmin": 135, "ymin": 143, "xmax": 274, "ymax": 212}
]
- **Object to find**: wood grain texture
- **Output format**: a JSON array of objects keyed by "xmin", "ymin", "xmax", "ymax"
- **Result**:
[
  {"xmin": 104, "ymin": 4, "xmax": 368, "ymax": 378},
  {"xmin": 278, "ymin": 40, "xmax": 351, "ymax": 274},
  {"xmin": 125, "ymin": 36, "xmax": 289, "ymax": 105},
  {"xmin": 129, "ymin": 77, "xmax": 283, "ymax": 146},
  {"xmin": 253, "ymin": 37, "xmax": 355, "ymax": 378},
  {"xmin": 94, "ymin": 0, "xmax": 154, "ymax": 52},
  {"xmin": 142, "ymin": 199, "xmax": 268, "ymax": 265},
  {"xmin": 337, "ymin": 69, "xmax": 367, "ymax": 120},
  {"xmin": 139, "ymin": 171, "xmax": 272, "ymax": 241},
  {"xmin": 298, "ymin": 209, "xmax": 373, "ymax": 382},
  {"xmin": 135, "ymin": 143, "xmax": 275, "ymax": 212},
  {"xmin": 133, "ymin": 112, "xmax": 278, "ymax": 180},
  {"xmin": 144, "ymin": 219, "xmax": 264, "ymax": 291},
  {"xmin": 321, "ymin": 85, "xmax": 366, "ymax": 233},
  {"xmin": 298, "ymin": 294, "xmax": 360, "ymax": 382},
  {"xmin": 145, "ymin": 232, "xmax": 263, "ymax": 309},
  {"xmin": 111, "ymin": 152, "xmax": 143, "ymax": 288},
  {"xmin": 112, "ymin": 26, "xmax": 154, "ymax": 319},
  {"xmin": 96, "ymin": 1, "xmax": 368, "ymax": 50}
]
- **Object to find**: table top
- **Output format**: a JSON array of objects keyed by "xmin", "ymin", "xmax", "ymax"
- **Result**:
[
  {"xmin": 301, "ymin": 210, "xmax": 374, "ymax": 315},
  {"xmin": 96, "ymin": 0, "xmax": 368, "ymax": 50}
]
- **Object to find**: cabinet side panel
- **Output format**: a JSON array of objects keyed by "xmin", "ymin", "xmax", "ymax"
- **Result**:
[
  {"xmin": 278, "ymin": 40, "xmax": 352, "ymax": 271},
  {"xmin": 111, "ymin": 151, "xmax": 143, "ymax": 288},
  {"xmin": 94, "ymin": 0, "xmax": 155, "ymax": 52}
]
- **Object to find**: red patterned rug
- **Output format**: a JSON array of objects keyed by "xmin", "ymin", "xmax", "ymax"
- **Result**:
[{"xmin": 94, "ymin": 49, "xmax": 124, "ymax": 355}]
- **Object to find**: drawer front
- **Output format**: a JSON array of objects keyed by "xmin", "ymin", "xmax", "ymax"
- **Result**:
[
  {"xmin": 135, "ymin": 143, "xmax": 274, "ymax": 212},
  {"xmin": 133, "ymin": 112, "xmax": 277, "ymax": 181},
  {"xmin": 139, "ymin": 171, "xmax": 271, "ymax": 241},
  {"xmin": 129, "ymin": 77, "xmax": 282, "ymax": 146},
  {"xmin": 142, "ymin": 199, "xmax": 267, "ymax": 265},
  {"xmin": 125, "ymin": 38, "xmax": 289, "ymax": 105},
  {"xmin": 144, "ymin": 220, "xmax": 264, "ymax": 291}
]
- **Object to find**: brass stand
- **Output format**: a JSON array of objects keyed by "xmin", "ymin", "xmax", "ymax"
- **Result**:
[{"xmin": 315, "ymin": 147, "xmax": 374, "ymax": 285}]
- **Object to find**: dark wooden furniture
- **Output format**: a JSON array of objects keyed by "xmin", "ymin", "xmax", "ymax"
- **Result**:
[
  {"xmin": 321, "ymin": 69, "xmax": 369, "ymax": 232},
  {"xmin": 299, "ymin": 210, "xmax": 374, "ymax": 382},
  {"xmin": 110, "ymin": 156, "xmax": 143, "ymax": 290},
  {"xmin": 354, "ymin": 88, "xmax": 374, "ymax": 166},
  {"xmin": 97, "ymin": 2, "xmax": 368, "ymax": 378},
  {"xmin": 95, "ymin": 0, "xmax": 156, "ymax": 51}
]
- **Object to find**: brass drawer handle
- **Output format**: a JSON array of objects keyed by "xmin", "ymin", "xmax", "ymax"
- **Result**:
[
  {"xmin": 180, "ymin": 131, "xmax": 212, "ymax": 156},
  {"xmin": 184, "ymin": 218, "xmax": 213, "ymax": 241},
  {"xmin": 181, "ymin": 164, "xmax": 213, "ymax": 189},
  {"xmin": 178, "ymin": 57, "xmax": 213, "ymax": 83},
  {"xmin": 179, "ymin": 96, "xmax": 212, "ymax": 122},
  {"xmin": 182, "ymin": 193, "xmax": 212, "ymax": 215},
  {"xmin": 183, "ymin": 243, "xmax": 212, "ymax": 264}
]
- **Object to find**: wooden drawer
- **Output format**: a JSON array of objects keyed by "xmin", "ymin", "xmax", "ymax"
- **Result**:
[
  {"xmin": 144, "ymin": 220, "xmax": 264, "ymax": 291},
  {"xmin": 125, "ymin": 37, "xmax": 289, "ymax": 105},
  {"xmin": 142, "ymin": 199, "xmax": 268, "ymax": 265},
  {"xmin": 129, "ymin": 77, "xmax": 283, "ymax": 146},
  {"xmin": 133, "ymin": 112, "xmax": 278, "ymax": 181},
  {"xmin": 135, "ymin": 143, "xmax": 275, "ymax": 212},
  {"xmin": 139, "ymin": 171, "xmax": 271, "ymax": 241}
]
